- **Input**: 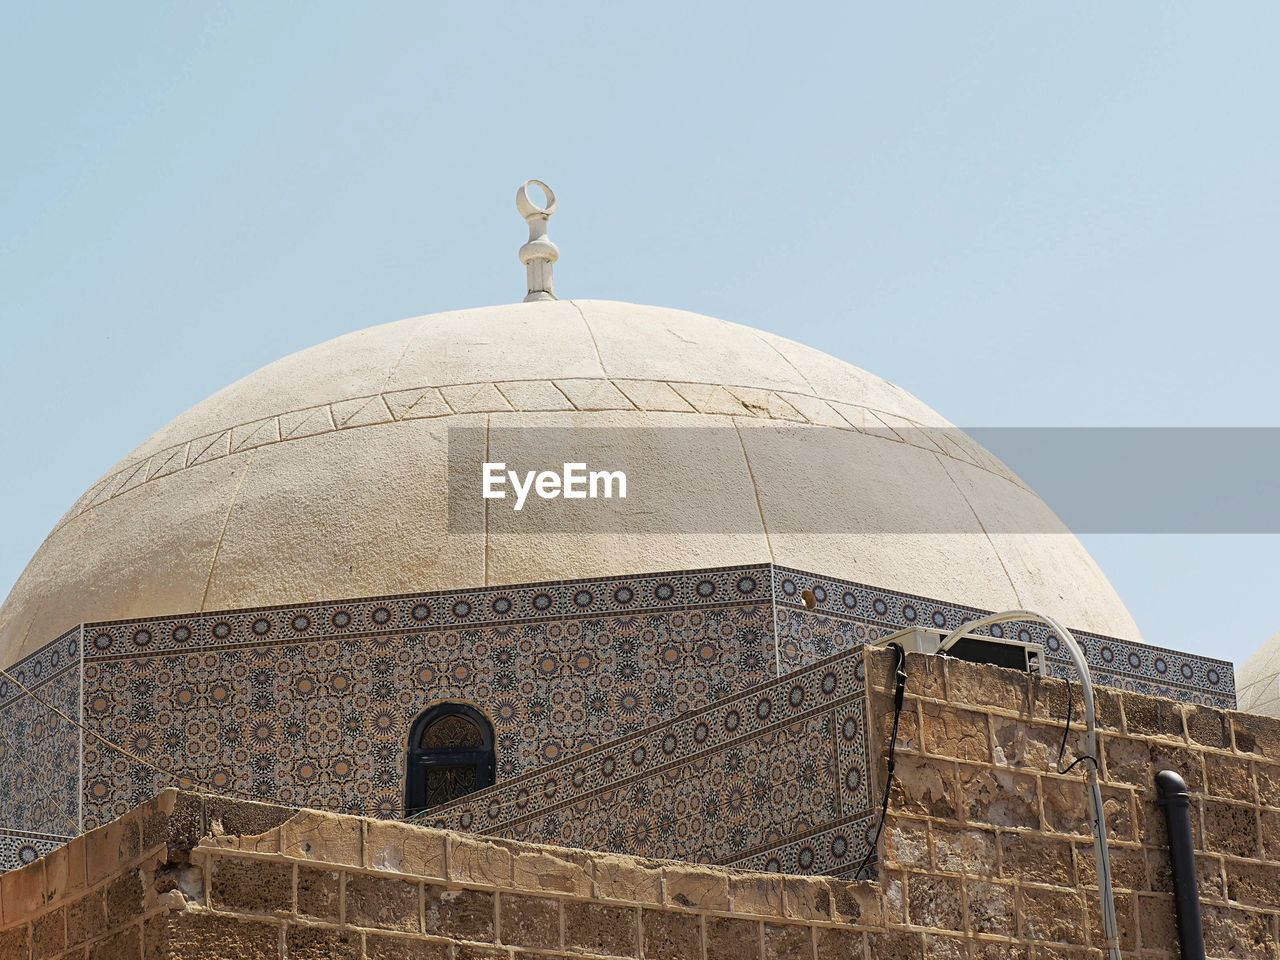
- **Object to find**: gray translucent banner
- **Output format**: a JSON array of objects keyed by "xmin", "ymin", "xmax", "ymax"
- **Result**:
[{"xmin": 445, "ymin": 426, "xmax": 1280, "ymax": 534}]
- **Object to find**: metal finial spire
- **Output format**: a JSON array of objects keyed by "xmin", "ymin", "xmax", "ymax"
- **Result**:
[{"xmin": 516, "ymin": 180, "xmax": 559, "ymax": 302}]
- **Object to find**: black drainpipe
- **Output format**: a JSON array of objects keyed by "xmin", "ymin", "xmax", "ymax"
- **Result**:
[{"xmin": 1155, "ymin": 769, "xmax": 1205, "ymax": 960}]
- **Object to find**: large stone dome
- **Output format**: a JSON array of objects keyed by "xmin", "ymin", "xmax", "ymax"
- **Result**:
[{"xmin": 0, "ymin": 299, "xmax": 1139, "ymax": 666}]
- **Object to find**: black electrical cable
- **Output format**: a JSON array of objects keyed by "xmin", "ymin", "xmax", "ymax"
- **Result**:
[
  {"xmin": 854, "ymin": 642, "xmax": 907, "ymax": 881},
  {"xmin": 1055, "ymin": 675, "xmax": 1098, "ymax": 775}
]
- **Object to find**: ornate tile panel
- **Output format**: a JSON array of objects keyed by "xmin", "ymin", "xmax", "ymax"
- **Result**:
[
  {"xmin": 771, "ymin": 566, "xmax": 1235, "ymax": 708},
  {"xmin": 0, "ymin": 561, "xmax": 1235, "ymax": 875},
  {"xmin": 0, "ymin": 828, "xmax": 71, "ymax": 873},
  {"xmin": 79, "ymin": 568, "xmax": 777, "ymax": 830},
  {"xmin": 0, "ymin": 627, "xmax": 81, "ymax": 840},
  {"xmin": 421, "ymin": 649, "xmax": 871, "ymax": 875}
]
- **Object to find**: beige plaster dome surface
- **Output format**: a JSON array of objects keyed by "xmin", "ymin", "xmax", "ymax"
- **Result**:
[
  {"xmin": 0, "ymin": 299, "xmax": 1140, "ymax": 666},
  {"xmin": 1236, "ymin": 633, "xmax": 1280, "ymax": 717}
]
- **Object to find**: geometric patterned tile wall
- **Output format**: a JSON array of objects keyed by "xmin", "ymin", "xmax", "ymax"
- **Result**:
[
  {"xmin": 0, "ymin": 561, "xmax": 1236, "ymax": 873},
  {"xmin": 0, "ymin": 627, "xmax": 81, "ymax": 870},
  {"xmin": 419, "ymin": 647, "xmax": 875, "ymax": 878},
  {"xmin": 79, "ymin": 565, "xmax": 778, "ymax": 830}
]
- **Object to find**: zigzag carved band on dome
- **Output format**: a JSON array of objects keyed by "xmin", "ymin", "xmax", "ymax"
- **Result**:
[{"xmin": 56, "ymin": 377, "xmax": 1025, "ymax": 530}]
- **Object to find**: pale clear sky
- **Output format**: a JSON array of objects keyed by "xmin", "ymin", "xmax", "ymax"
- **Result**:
[{"xmin": 1, "ymin": 4, "xmax": 1276, "ymax": 670}]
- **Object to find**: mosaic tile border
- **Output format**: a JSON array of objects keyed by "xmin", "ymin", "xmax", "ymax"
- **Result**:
[
  {"xmin": 771, "ymin": 566, "xmax": 1235, "ymax": 707},
  {"xmin": 0, "ymin": 627, "xmax": 81, "ymax": 709},
  {"xmin": 727, "ymin": 812, "xmax": 878, "ymax": 878},
  {"xmin": 0, "ymin": 828, "xmax": 72, "ymax": 873},
  {"xmin": 82, "ymin": 565, "xmax": 774, "ymax": 661}
]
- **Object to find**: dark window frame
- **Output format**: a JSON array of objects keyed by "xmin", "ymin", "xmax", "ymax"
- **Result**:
[{"xmin": 404, "ymin": 703, "xmax": 496, "ymax": 816}]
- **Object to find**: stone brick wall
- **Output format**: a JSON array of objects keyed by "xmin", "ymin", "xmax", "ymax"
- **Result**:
[
  {"xmin": 865, "ymin": 645, "xmax": 1280, "ymax": 959},
  {"xmin": 0, "ymin": 790, "xmax": 883, "ymax": 959}
]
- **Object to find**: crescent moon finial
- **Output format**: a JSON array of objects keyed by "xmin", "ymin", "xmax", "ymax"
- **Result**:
[{"xmin": 516, "ymin": 180, "xmax": 559, "ymax": 302}]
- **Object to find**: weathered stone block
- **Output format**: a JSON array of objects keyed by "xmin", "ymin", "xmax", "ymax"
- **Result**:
[
  {"xmin": 642, "ymin": 908, "xmax": 701, "ymax": 960},
  {"xmin": 905, "ymin": 872, "xmax": 963, "ymax": 931},
  {"xmin": 425, "ymin": 886, "xmax": 495, "ymax": 942},
  {"xmin": 1121, "ymin": 692, "xmax": 1184, "ymax": 740},
  {"xmin": 782, "ymin": 877, "xmax": 832, "ymax": 921},
  {"xmin": 287, "ymin": 924, "xmax": 361, "ymax": 960},
  {"xmin": 890, "ymin": 755, "xmax": 958, "ymax": 819},
  {"xmin": 0, "ymin": 927, "xmax": 29, "ymax": 959},
  {"xmin": 872, "ymin": 693, "xmax": 921, "ymax": 752},
  {"xmin": 31, "ymin": 905, "xmax": 66, "ymax": 957},
  {"xmin": 967, "ymin": 880, "xmax": 1015, "ymax": 936},
  {"xmin": 66, "ymin": 889, "xmax": 107, "ymax": 947},
  {"xmin": 1085, "ymin": 889, "xmax": 1137, "ymax": 951},
  {"xmin": 814, "ymin": 926, "xmax": 863, "ymax": 959},
  {"xmin": 946, "ymin": 659, "xmax": 1029, "ymax": 715},
  {"xmin": 991, "ymin": 717, "xmax": 1074, "ymax": 771},
  {"xmin": 89, "ymin": 925, "xmax": 140, "ymax": 960},
  {"xmin": 1202, "ymin": 903, "xmax": 1277, "ymax": 960},
  {"xmin": 930, "ymin": 824, "xmax": 996, "ymax": 876},
  {"xmin": 764, "ymin": 922, "xmax": 814, "ymax": 960},
  {"xmin": 594, "ymin": 856, "xmax": 663, "ymax": 905},
  {"xmin": 85, "ymin": 817, "xmax": 141, "ymax": 887},
  {"xmin": 203, "ymin": 796, "xmax": 293, "ymax": 847},
  {"xmin": 866, "ymin": 929, "xmax": 923, "ymax": 960},
  {"xmin": 1020, "ymin": 886, "xmax": 1083, "ymax": 943},
  {"xmin": 448, "ymin": 837, "xmax": 513, "ymax": 887},
  {"xmin": 1253, "ymin": 761, "xmax": 1280, "ymax": 807},
  {"xmin": 1225, "ymin": 859, "xmax": 1280, "ymax": 909},
  {"xmin": 884, "ymin": 818, "xmax": 930, "ymax": 868},
  {"xmin": 998, "ymin": 832, "xmax": 1074, "ymax": 886},
  {"xmin": 144, "ymin": 912, "xmax": 281, "ymax": 960},
  {"xmin": 365, "ymin": 932, "xmax": 452, "ymax": 959},
  {"xmin": 41, "ymin": 842, "xmax": 78, "ymax": 907},
  {"xmin": 1035, "ymin": 678, "xmax": 1120, "ymax": 731},
  {"xmin": 1100, "ymin": 736, "xmax": 1150, "ymax": 787},
  {"xmin": 1201, "ymin": 798, "xmax": 1260, "ymax": 858},
  {"xmin": 957, "ymin": 766, "xmax": 1039, "ymax": 829},
  {"xmin": 1184, "ymin": 705, "xmax": 1230, "ymax": 749},
  {"xmin": 1075, "ymin": 842, "xmax": 1146, "ymax": 891},
  {"xmin": 365, "ymin": 821, "xmax": 447, "ymax": 880},
  {"xmin": 210, "ymin": 856, "xmax": 292, "ymax": 915},
  {"xmin": 1, "ymin": 859, "xmax": 45, "ymax": 925},
  {"xmin": 280, "ymin": 810, "xmax": 362, "ymax": 866},
  {"xmin": 663, "ymin": 865, "xmax": 730, "ymax": 911},
  {"xmin": 922, "ymin": 702, "xmax": 991, "ymax": 763},
  {"xmin": 707, "ymin": 916, "xmax": 762, "ymax": 960},
  {"xmin": 1204, "ymin": 752, "xmax": 1256, "ymax": 802},
  {"xmin": 1232, "ymin": 711, "xmax": 1280, "ymax": 759},
  {"xmin": 1263, "ymin": 808, "xmax": 1280, "ymax": 860},
  {"xmin": 563, "ymin": 901, "xmax": 638, "ymax": 957},
  {"xmin": 513, "ymin": 850, "xmax": 591, "ymax": 897},
  {"xmin": 499, "ymin": 892, "xmax": 561, "ymax": 949},
  {"xmin": 103, "ymin": 865, "xmax": 144, "ymax": 929},
  {"xmin": 296, "ymin": 867, "xmax": 339, "ymax": 921},
  {"xmin": 730, "ymin": 873, "xmax": 784, "ymax": 917},
  {"xmin": 346, "ymin": 873, "xmax": 421, "ymax": 932},
  {"xmin": 830, "ymin": 880, "xmax": 882, "ymax": 925}
]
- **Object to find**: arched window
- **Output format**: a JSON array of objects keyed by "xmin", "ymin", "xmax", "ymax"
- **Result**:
[{"xmin": 405, "ymin": 704, "xmax": 495, "ymax": 815}]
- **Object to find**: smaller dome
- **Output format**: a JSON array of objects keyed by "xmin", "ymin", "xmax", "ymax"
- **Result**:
[{"xmin": 1236, "ymin": 632, "xmax": 1280, "ymax": 716}]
